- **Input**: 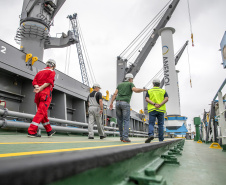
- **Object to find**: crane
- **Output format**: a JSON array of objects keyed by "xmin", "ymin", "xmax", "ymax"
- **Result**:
[
  {"xmin": 68, "ymin": 13, "xmax": 90, "ymax": 87},
  {"xmin": 15, "ymin": 0, "xmax": 76, "ymax": 61},
  {"xmin": 117, "ymin": 0, "xmax": 180, "ymax": 85}
]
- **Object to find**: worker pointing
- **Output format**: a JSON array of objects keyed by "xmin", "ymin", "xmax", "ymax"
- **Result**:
[
  {"xmin": 27, "ymin": 59, "xmax": 56, "ymax": 137},
  {"xmin": 110, "ymin": 73, "xmax": 148, "ymax": 142}
]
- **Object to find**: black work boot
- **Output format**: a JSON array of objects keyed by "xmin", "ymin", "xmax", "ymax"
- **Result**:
[
  {"xmin": 145, "ymin": 135, "xmax": 154, "ymax": 143},
  {"xmin": 47, "ymin": 130, "xmax": 56, "ymax": 137},
  {"xmin": 100, "ymin": 136, "xmax": 106, "ymax": 139}
]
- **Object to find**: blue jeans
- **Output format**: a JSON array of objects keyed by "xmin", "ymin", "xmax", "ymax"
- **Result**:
[
  {"xmin": 148, "ymin": 111, "xmax": 164, "ymax": 141},
  {"xmin": 116, "ymin": 101, "xmax": 130, "ymax": 138}
]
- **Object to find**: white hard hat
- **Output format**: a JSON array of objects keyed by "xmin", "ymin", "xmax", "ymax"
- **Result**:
[
  {"xmin": 153, "ymin": 78, "xmax": 160, "ymax": 83},
  {"xmin": 125, "ymin": 73, "xmax": 134, "ymax": 79},
  {"xmin": 93, "ymin": 83, "xmax": 101, "ymax": 89},
  {"xmin": 46, "ymin": 59, "xmax": 56, "ymax": 67}
]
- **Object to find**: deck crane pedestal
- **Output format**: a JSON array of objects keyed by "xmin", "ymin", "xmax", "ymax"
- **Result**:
[
  {"xmin": 15, "ymin": 0, "xmax": 76, "ymax": 61},
  {"xmin": 158, "ymin": 27, "xmax": 188, "ymax": 136}
]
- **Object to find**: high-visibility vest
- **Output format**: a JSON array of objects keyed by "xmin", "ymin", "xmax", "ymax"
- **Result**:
[{"xmin": 147, "ymin": 87, "xmax": 166, "ymax": 113}]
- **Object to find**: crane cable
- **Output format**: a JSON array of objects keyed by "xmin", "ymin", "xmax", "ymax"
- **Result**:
[
  {"xmin": 127, "ymin": 12, "xmax": 165, "ymax": 61},
  {"xmin": 119, "ymin": 0, "xmax": 171, "ymax": 58},
  {"xmin": 64, "ymin": 19, "xmax": 71, "ymax": 74},
  {"xmin": 126, "ymin": 10, "xmax": 166, "ymax": 66},
  {"xmin": 66, "ymin": 45, "xmax": 72, "ymax": 75},
  {"xmin": 64, "ymin": 46, "xmax": 69, "ymax": 74},
  {"xmin": 186, "ymin": 46, "xmax": 192, "ymax": 88},
  {"xmin": 187, "ymin": 0, "xmax": 194, "ymax": 47},
  {"xmin": 67, "ymin": 22, "xmax": 72, "ymax": 75},
  {"xmin": 127, "ymin": 8, "xmax": 167, "ymax": 60}
]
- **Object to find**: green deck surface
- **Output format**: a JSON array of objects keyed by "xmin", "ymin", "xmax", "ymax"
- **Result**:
[
  {"xmin": 158, "ymin": 140, "xmax": 226, "ymax": 185},
  {"xmin": 0, "ymin": 131, "xmax": 157, "ymax": 159},
  {"xmin": 1, "ymin": 131, "xmax": 226, "ymax": 185}
]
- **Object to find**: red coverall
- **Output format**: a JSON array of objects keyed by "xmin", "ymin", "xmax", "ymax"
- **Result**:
[{"xmin": 28, "ymin": 67, "xmax": 56, "ymax": 134}]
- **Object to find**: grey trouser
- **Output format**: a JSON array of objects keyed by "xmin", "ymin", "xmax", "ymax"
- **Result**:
[{"xmin": 88, "ymin": 106, "xmax": 105, "ymax": 137}]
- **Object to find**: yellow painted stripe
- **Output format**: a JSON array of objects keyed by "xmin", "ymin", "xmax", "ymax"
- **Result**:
[
  {"xmin": 0, "ymin": 140, "xmax": 172, "ymax": 158},
  {"xmin": 0, "ymin": 143, "xmax": 141, "ymax": 158},
  {"xmin": 0, "ymin": 140, "xmax": 145, "ymax": 145},
  {"xmin": 0, "ymin": 140, "xmax": 173, "ymax": 158},
  {"xmin": 0, "ymin": 141, "xmax": 120, "ymax": 144}
]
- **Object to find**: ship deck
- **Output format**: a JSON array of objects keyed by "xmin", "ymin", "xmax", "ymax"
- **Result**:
[
  {"xmin": 0, "ymin": 132, "xmax": 226, "ymax": 185},
  {"xmin": 158, "ymin": 140, "xmax": 226, "ymax": 185},
  {"xmin": 0, "ymin": 131, "xmax": 150, "ymax": 159}
]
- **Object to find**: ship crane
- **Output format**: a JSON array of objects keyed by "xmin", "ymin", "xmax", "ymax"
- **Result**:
[
  {"xmin": 115, "ymin": 0, "xmax": 190, "ymax": 135},
  {"xmin": 68, "ymin": 13, "xmax": 90, "ymax": 87},
  {"xmin": 117, "ymin": 0, "xmax": 180, "ymax": 85},
  {"xmin": 15, "ymin": 0, "xmax": 77, "ymax": 61}
]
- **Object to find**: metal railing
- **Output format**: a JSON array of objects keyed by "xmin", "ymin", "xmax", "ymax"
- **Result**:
[{"xmin": 0, "ymin": 109, "xmax": 147, "ymax": 137}]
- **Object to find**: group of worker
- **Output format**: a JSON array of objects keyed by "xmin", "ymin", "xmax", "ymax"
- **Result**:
[{"xmin": 28, "ymin": 59, "xmax": 168, "ymax": 143}]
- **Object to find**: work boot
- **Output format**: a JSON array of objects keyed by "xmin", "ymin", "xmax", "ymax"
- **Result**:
[
  {"xmin": 120, "ymin": 137, "xmax": 123, "ymax": 141},
  {"xmin": 88, "ymin": 137, "xmax": 94, "ymax": 139},
  {"xmin": 100, "ymin": 136, "xmax": 106, "ymax": 139},
  {"xmin": 47, "ymin": 130, "xmax": 56, "ymax": 137},
  {"xmin": 122, "ymin": 138, "xmax": 131, "ymax": 143},
  {"xmin": 27, "ymin": 133, "xmax": 41, "ymax": 138},
  {"xmin": 145, "ymin": 135, "xmax": 154, "ymax": 143}
]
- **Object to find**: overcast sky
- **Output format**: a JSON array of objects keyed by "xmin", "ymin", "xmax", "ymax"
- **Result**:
[{"xmin": 0, "ymin": 0, "xmax": 225, "ymax": 131}]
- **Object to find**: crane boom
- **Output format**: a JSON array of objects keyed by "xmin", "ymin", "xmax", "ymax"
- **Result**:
[
  {"xmin": 175, "ymin": 40, "xmax": 189, "ymax": 65},
  {"xmin": 117, "ymin": 0, "xmax": 180, "ymax": 85},
  {"xmin": 68, "ymin": 13, "xmax": 89, "ymax": 86}
]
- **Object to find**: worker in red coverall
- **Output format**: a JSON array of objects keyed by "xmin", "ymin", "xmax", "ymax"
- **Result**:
[{"xmin": 27, "ymin": 59, "xmax": 56, "ymax": 137}]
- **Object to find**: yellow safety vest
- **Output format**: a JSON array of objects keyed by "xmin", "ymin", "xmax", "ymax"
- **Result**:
[{"xmin": 147, "ymin": 87, "xmax": 166, "ymax": 113}]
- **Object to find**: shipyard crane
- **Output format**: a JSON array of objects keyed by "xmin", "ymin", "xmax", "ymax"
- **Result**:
[
  {"xmin": 68, "ymin": 13, "xmax": 90, "ymax": 87},
  {"xmin": 117, "ymin": 0, "xmax": 180, "ymax": 85}
]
